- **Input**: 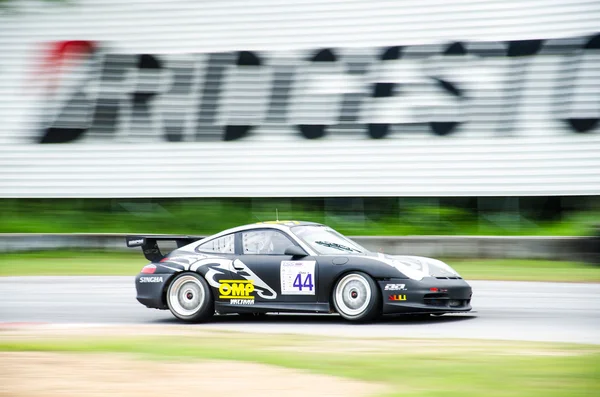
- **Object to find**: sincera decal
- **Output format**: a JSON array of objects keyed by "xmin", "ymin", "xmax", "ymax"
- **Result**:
[{"xmin": 40, "ymin": 34, "xmax": 599, "ymax": 144}]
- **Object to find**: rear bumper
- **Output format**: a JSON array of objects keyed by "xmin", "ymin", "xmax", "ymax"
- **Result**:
[
  {"xmin": 379, "ymin": 277, "xmax": 472, "ymax": 314},
  {"xmin": 135, "ymin": 274, "xmax": 174, "ymax": 309}
]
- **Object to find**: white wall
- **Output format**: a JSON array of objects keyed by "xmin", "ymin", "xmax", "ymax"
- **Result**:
[{"xmin": 0, "ymin": 0, "xmax": 599, "ymax": 197}]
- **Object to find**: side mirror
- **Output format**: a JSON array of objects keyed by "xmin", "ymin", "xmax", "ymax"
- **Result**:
[{"xmin": 284, "ymin": 245, "xmax": 308, "ymax": 257}]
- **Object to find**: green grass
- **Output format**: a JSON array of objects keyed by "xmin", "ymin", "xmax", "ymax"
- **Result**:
[
  {"xmin": 449, "ymin": 259, "xmax": 600, "ymax": 282},
  {"xmin": 1, "ymin": 198, "xmax": 598, "ymax": 236},
  {"xmin": 0, "ymin": 251, "xmax": 145, "ymax": 276},
  {"xmin": 1, "ymin": 250, "xmax": 599, "ymax": 281},
  {"xmin": 1, "ymin": 332, "xmax": 599, "ymax": 397}
]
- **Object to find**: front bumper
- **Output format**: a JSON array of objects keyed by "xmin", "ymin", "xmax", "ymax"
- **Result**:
[
  {"xmin": 135, "ymin": 274, "xmax": 174, "ymax": 309},
  {"xmin": 379, "ymin": 277, "xmax": 472, "ymax": 314}
]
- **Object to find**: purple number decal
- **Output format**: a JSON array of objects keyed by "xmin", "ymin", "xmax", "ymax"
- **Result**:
[
  {"xmin": 303, "ymin": 274, "xmax": 314, "ymax": 291},
  {"xmin": 293, "ymin": 274, "xmax": 303, "ymax": 291}
]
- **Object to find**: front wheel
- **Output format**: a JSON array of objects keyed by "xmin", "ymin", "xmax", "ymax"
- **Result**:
[
  {"xmin": 332, "ymin": 272, "xmax": 381, "ymax": 323},
  {"xmin": 166, "ymin": 273, "xmax": 214, "ymax": 323}
]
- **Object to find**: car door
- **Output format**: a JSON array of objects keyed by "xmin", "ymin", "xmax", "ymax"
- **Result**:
[{"xmin": 234, "ymin": 228, "xmax": 319, "ymax": 306}]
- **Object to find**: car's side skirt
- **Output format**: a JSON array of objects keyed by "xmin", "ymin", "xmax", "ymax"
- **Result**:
[{"xmin": 215, "ymin": 302, "xmax": 331, "ymax": 314}]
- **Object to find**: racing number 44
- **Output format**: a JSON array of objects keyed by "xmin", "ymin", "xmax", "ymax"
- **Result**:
[
  {"xmin": 280, "ymin": 260, "xmax": 316, "ymax": 295},
  {"xmin": 292, "ymin": 273, "xmax": 314, "ymax": 291}
]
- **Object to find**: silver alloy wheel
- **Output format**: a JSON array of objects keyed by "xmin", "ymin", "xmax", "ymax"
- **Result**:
[
  {"xmin": 168, "ymin": 275, "xmax": 205, "ymax": 317},
  {"xmin": 335, "ymin": 273, "xmax": 372, "ymax": 317}
]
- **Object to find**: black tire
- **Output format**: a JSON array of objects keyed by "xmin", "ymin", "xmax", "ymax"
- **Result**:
[
  {"xmin": 166, "ymin": 273, "xmax": 214, "ymax": 323},
  {"xmin": 332, "ymin": 272, "xmax": 381, "ymax": 323}
]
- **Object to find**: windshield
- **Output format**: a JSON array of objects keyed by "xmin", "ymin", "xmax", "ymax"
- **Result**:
[{"xmin": 291, "ymin": 225, "xmax": 368, "ymax": 255}]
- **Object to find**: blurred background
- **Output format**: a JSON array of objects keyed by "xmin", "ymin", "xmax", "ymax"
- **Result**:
[
  {"xmin": 0, "ymin": 1, "xmax": 599, "ymax": 396},
  {"xmin": 1, "ymin": 0, "xmax": 599, "ymax": 241}
]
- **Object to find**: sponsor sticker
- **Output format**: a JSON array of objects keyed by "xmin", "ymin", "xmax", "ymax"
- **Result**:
[
  {"xmin": 388, "ymin": 294, "xmax": 407, "ymax": 301},
  {"xmin": 139, "ymin": 276, "xmax": 163, "ymax": 283},
  {"xmin": 384, "ymin": 283, "xmax": 406, "ymax": 291},
  {"xmin": 127, "ymin": 238, "xmax": 144, "ymax": 246},
  {"xmin": 230, "ymin": 299, "xmax": 255, "ymax": 305},
  {"xmin": 219, "ymin": 280, "xmax": 255, "ymax": 304},
  {"xmin": 280, "ymin": 261, "xmax": 316, "ymax": 295}
]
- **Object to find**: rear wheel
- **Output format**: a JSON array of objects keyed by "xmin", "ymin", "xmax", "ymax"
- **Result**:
[
  {"xmin": 333, "ymin": 272, "xmax": 381, "ymax": 323},
  {"xmin": 166, "ymin": 273, "xmax": 214, "ymax": 323}
]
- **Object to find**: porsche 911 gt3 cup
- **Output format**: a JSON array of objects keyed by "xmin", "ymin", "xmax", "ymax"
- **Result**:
[{"xmin": 127, "ymin": 221, "xmax": 472, "ymax": 323}]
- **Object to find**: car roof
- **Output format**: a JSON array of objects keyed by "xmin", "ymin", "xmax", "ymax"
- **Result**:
[
  {"xmin": 199, "ymin": 220, "xmax": 323, "ymax": 242},
  {"xmin": 254, "ymin": 220, "xmax": 322, "ymax": 227},
  {"xmin": 232, "ymin": 220, "xmax": 323, "ymax": 233}
]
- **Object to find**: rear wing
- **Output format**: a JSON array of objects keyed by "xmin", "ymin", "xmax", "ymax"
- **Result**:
[{"xmin": 125, "ymin": 235, "xmax": 204, "ymax": 262}]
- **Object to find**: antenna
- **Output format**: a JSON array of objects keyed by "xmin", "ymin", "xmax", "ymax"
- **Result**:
[{"xmin": 276, "ymin": 208, "xmax": 279, "ymax": 221}]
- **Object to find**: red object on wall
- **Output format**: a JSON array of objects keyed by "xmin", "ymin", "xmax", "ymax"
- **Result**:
[{"xmin": 39, "ymin": 40, "xmax": 96, "ymax": 92}]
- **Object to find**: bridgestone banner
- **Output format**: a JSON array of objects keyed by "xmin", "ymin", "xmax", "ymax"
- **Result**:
[{"xmin": 37, "ymin": 34, "xmax": 600, "ymax": 144}]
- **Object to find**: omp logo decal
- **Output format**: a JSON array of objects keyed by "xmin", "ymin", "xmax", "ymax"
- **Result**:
[
  {"xmin": 219, "ymin": 280, "xmax": 254, "ymax": 299},
  {"xmin": 219, "ymin": 280, "xmax": 255, "ymax": 304},
  {"xmin": 38, "ymin": 33, "xmax": 600, "ymax": 144},
  {"xmin": 388, "ymin": 295, "xmax": 407, "ymax": 301},
  {"xmin": 140, "ymin": 276, "xmax": 163, "ymax": 283}
]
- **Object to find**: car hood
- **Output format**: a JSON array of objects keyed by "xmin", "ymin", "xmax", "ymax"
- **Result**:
[{"xmin": 368, "ymin": 253, "xmax": 461, "ymax": 281}]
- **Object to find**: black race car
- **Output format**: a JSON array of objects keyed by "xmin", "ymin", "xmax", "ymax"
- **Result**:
[{"xmin": 127, "ymin": 221, "xmax": 472, "ymax": 323}]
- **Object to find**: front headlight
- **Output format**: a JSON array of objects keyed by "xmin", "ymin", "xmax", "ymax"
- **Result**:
[
  {"xmin": 389, "ymin": 259, "xmax": 426, "ymax": 281},
  {"xmin": 427, "ymin": 258, "xmax": 461, "ymax": 277}
]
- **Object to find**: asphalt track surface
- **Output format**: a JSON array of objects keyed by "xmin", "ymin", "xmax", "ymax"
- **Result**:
[{"xmin": 1, "ymin": 277, "xmax": 599, "ymax": 344}]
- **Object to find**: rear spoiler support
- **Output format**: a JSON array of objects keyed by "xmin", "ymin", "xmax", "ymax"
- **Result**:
[{"xmin": 125, "ymin": 235, "xmax": 204, "ymax": 262}]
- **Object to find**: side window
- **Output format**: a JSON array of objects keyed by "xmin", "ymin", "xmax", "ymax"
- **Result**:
[
  {"xmin": 242, "ymin": 230, "xmax": 296, "ymax": 255},
  {"xmin": 196, "ymin": 234, "xmax": 235, "ymax": 254}
]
